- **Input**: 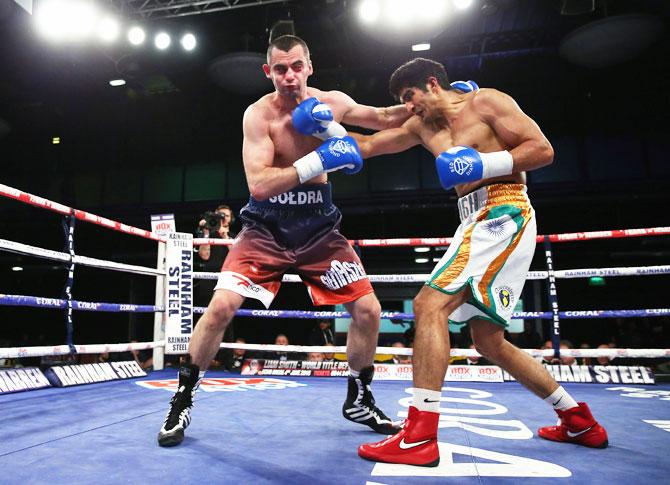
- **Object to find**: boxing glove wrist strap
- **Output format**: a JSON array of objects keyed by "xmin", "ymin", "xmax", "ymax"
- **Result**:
[
  {"xmin": 314, "ymin": 121, "xmax": 347, "ymax": 141},
  {"xmin": 293, "ymin": 151, "xmax": 324, "ymax": 184},
  {"xmin": 480, "ymin": 150, "xmax": 514, "ymax": 179}
]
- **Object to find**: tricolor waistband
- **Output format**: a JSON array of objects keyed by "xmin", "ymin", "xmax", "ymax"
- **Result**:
[
  {"xmin": 247, "ymin": 183, "xmax": 333, "ymax": 211},
  {"xmin": 457, "ymin": 183, "xmax": 528, "ymax": 222}
]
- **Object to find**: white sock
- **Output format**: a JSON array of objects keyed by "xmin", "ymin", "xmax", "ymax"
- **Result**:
[
  {"xmin": 412, "ymin": 388, "xmax": 441, "ymax": 413},
  {"xmin": 349, "ymin": 369, "xmax": 360, "ymax": 378},
  {"xmin": 544, "ymin": 386, "xmax": 578, "ymax": 411},
  {"xmin": 198, "ymin": 371, "xmax": 206, "ymax": 380}
]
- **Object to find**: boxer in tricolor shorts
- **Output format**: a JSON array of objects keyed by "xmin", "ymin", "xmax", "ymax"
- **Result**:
[
  {"xmin": 350, "ymin": 58, "xmax": 608, "ymax": 467},
  {"xmin": 158, "ymin": 35, "xmax": 411, "ymax": 447},
  {"xmin": 428, "ymin": 183, "xmax": 536, "ymax": 328}
]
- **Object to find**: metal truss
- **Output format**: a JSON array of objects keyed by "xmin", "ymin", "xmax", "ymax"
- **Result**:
[{"xmin": 104, "ymin": 0, "xmax": 294, "ymax": 19}]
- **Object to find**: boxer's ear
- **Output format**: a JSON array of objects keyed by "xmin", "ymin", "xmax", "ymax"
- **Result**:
[{"xmin": 263, "ymin": 63, "xmax": 271, "ymax": 78}]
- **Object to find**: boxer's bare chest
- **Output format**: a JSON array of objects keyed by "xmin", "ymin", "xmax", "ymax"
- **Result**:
[
  {"xmin": 268, "ymin": 110, "xmax": 321, "ymax": 168},
  {"xmin": 419, "ymin": 109, "xmax": 503, "ymax": 157},
  {"xmin": 417, "ymin": 106, "xmax": 524, "ymax": 195}
]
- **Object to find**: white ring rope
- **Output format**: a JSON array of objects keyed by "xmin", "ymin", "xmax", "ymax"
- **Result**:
[
  {"xmin": 194, "ymin": 265, "xmax": 670, "ymax": 283},
  {"xmin": 216, "ymin": 343, "xmax": 669, "ymax": 359},
  {"xmin": 0, "ymin": 238, "xmax": 162, "ymax": 276},
  {"xmin": 1, "ymin": 342, "xmax": 666, "ymax": 360},
  {"xmin": 0, "ymin": 341, "xmax": 163, "ymax": 359}
]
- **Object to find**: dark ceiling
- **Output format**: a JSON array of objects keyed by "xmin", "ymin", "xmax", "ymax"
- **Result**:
[
  {"xmin": 1, "ymin": 0, "xmax": 668, "ymax": 133},
  {"xmin": 0, "ymin": 0, "xmax": 669, "ymax": 221}
]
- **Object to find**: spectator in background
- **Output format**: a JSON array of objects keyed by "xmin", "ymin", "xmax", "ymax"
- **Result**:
[
  {"xmin": 391, "ymin": 342, "xmax": 412, "ymax": 364},
  {"xmin": 266, "ymin": 334, "xmax": 291, "ymax": 361},
  {"xmin": 309, "ymin": 319, "xmax": 335, "ymax": 346},
  {"xmin": 513, "ymin": 321, "xmax": 543, "ymax": 350},
  {"xmin": 323, "ymin": 343, "xmax": 336, "ymax": 362},
  {"xmin": 112, "ymin": 341, "xmax": 153, "ymax": 370},
  {"xmin": 308, "ymin": 352, "xmax": 324, "ymax": 362},
  {"xmin": 229, "ymin": 338, "xmax": 248, "ymax": 373},
  {"xmin": 596, "ymin": 344, "xmax": 614, "ymax": 366},
  {"xmin": 560, "ymin": 340, "xmax": 576, "ymax": 366},
  {"xmin": 578, "ymin": 343, "xmax": 592, "ymax": 366},
  {"xmin": 538, "ymin": 340, "xmax": 554, "ymax": 365}
]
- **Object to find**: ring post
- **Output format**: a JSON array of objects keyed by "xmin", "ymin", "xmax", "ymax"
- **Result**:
[{"xmin": 543, "ymin": 236, "xmax": 561, "ymax": 360}]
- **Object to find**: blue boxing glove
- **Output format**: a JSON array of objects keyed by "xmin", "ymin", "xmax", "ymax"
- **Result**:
[
  {"xmin": 435, "ymin": 146, "xmax": 513, "ymax": 190},
  {"xmin": 292, "ymin": 97, "xmax": 347, "ymax": 141},
  {"xmin": 450, "ymin": 80, "xmax": 479, "ymax": 92},
  {"xmin": 293, "ymin": 136, "xmax": 363, "ymax": 184}
]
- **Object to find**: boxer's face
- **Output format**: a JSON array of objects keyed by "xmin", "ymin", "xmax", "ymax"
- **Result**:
[
  {"xmin": 217, "ymin": 208, "xmax": 232, "ymax": 228},
  {"xmin": 264, "ymin": 45, "xmax": 313, "ymax": 98},
  {"xmin": 399, "ymin": 83, "xmax": 441, "ymax": 123}
]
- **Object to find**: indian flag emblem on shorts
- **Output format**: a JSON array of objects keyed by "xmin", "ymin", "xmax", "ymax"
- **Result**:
[{"xmin": 497, "ymin": 287, "xmax": 514, "ymax": 308}]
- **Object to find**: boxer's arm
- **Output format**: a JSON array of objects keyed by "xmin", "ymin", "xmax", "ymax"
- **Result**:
[
  {"xmin": 330, "ymin": 91, "xmax": 411, "ymax": 130},
  {"xmin": 350, "ymin": 122, "xmax": 421, "ymax": 159},
  {"xmin": 475, "ymin": 89, "xmax": 554, "ymax": 171},
  {"xmin": 243, "ymin": 105, "xmax": 300, "ymax": 200}
]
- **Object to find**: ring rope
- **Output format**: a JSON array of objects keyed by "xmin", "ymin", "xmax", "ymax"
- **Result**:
[
  {"xmin": 1, "ymin": 294, "xmax": 668, "ymax": 320},
  {"xmin": 0, "ymin": 342, "xmax": 666, "ymax": 360},
  {"xmin": 0, "ymin": 239, "xmax": 163, "ymax": 276},
  {"xmin": 0, "ymin": 341, "xmax": 162, "ymax": 360},
  {"xmin": 194, "ymin": 226, "xmax": 670, "ymax": 248},
  {"xmin": 0, "ymin": 183, "xmax": 163, "ymax": 242},
  {"xmin": 2, "ymin": 182, "xmax": 668, "ymax": 246},
  {"xmin": 193, "ymin": 265, "xmax": 670, "ymax": 283},
  {"xmin": 215, "ymin": 343, "xmax": 669, "ymax": 359}
]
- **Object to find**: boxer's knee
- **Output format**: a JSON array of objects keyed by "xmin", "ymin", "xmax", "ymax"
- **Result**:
[
  {"xmin": 413, "ymin": 287, "xmax": 461, "ymax": 324},
  {"xmin": 348, "ymin": 293, "xmax": 381, "ymax": 330},
  {"xmin": 204, "ymin": 291, "xmax": 238, "ymax": 331},
  {"xmin": 471, "ymin": 330, "xmax": 505, "ymax": 360}
]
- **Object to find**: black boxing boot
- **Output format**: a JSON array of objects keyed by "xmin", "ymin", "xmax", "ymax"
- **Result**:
[
  {"xmin": 342, "ymin": 365, "xmax": 403, "ymax": 435},
  {"xmin": 157, "ymin": 363, "xmax": 201, "ymax": 447}
]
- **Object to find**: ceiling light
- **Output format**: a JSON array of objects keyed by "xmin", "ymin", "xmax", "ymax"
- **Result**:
[
  {"xmin": 128, "ymin": 26, "xmax": 145, "ymax": 45},
  {"xmin": 109, "ymin": 79, "xmax": 126, "ymax": 87},
  {"xmin": 359, "ymin": 0, "xmax": 381, "ymax": 24},
  {"xmin": 98, "ymin": 17, "xmax": 119, "ymax": 42},
  {"xmin": 35, "ymin": 0, "xmax": 98, "ymax": 41},
  {"xmin": 414, "ymin": 247, "xmax": 430, "ymax": 253},
  {"xmin": 453, "ymin": 0, "xmax": 473, "ymax": 10},
  {"xmin": 12, "ymin": 266, "xmax": 24, "ymax": 271},
  {"xmin": 180, "ymin": 33, "xmax": 196, "ymax": 51},
  {"xmin": 155, "ymin": 32, "xmax": 171, "ymax": 50},
  {"xmin": 415, "ymin": 258, "xmax": 429, "ymax": 264},
  {"xmin": 412, "ymin": 43, "xmax": 431, "ymax": 51}
]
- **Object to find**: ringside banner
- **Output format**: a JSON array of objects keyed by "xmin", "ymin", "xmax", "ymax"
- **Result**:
[
  {"xmin": 45, "ymin": 361, "xmax": 146, "ymax": 387},
  {"xmin": 241, "ymin": 360, "xmax": 655, "ymax": 384},
  {"xmin": 0, "ymin": 367, "xmax": 51, "ymax": 394},
  {"xmin": 165, "ymin": 232, "xmax": 193, "ymax": 354}
]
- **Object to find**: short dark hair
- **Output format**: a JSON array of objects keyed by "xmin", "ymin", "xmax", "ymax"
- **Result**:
[
  {"xmin": 389, "ymin": 58, "xmax": 450, "ymax": 101},
  {"xmin": 266, "ymin": 35, "xmax": 310, "ymax": 64}
]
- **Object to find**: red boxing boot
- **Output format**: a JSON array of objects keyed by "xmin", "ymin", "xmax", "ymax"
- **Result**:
[
  {"xmin": 358, "ymin": 406, "xmax": 440, "ymax": 467},
  {"xmin": 538, "ymin": 402, "xmax": 608, "ymax": 448}
]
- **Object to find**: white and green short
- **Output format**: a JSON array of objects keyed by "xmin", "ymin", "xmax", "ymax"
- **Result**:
[{"xmin": 427, "ymin": 183, "xmax": 536, "ymax": 327}]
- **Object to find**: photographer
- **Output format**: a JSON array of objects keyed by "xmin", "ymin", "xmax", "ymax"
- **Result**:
[
  {"xmin": 196, "ymin": 204, "xmax": 235, "ymax": 267},
  {"xmin": 195, "ymin": 204, "xmax": 237, "ymax": 368}
]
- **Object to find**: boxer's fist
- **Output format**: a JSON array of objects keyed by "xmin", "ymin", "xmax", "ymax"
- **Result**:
[
  {"xmin": 293, "ymin": 136, "xmax": 363, "ymax": 183},
  {"xmin": 436, "ymin": 146, "xmax": 513, "ymax": 190},
  {"xmin": 450, "ymin": 80, "xmax": 479, "ymax": 92},
  {"xmin": 292, "ymin": 97, "xmax": 347, "ymax": 140}
]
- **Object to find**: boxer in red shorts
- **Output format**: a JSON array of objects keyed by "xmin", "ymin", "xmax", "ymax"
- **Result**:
[{"xmin": 157, "ymin": 35, "xmax": 411, "ymax": 447}]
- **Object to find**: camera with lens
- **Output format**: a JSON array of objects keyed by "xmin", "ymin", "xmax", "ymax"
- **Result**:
[{"xmin": 196, "ymin": 211, "xmax": 225, "ymax": 237}]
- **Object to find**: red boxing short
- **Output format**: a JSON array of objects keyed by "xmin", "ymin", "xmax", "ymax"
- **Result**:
[{"xmin": 215, "ymin": 183, "xmax": 373, "ymax": 308}]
